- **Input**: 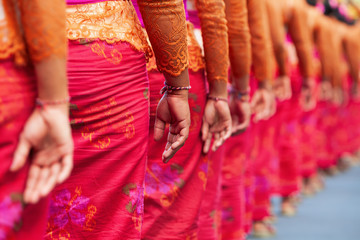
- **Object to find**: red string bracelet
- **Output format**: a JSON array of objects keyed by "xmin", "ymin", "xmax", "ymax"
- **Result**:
[
  {"xmin": 160, "ymin": 82, "xmax": 191, "ymax": 94},
  {"xmin": 36, "ymin": 97, "xmax": 71, "ymax": 109}
]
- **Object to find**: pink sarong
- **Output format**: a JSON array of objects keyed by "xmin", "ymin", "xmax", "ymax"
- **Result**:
[
  {"xmin": 198, "ymin": 146, "xmax": 225, "ymax": 240},
  {"xmin": 46, "ymin": 40, "xmax": 149, "ymax": 240},
  {"xmin": 0, "ymin": 59, "xmax": 50, "ymax": 240},
  {"xmin": 142, "ymin": 68, "xmax": 207, "ymax": 240},
  {"xmin": 220, "ymin": 132, "xmax": 248, "ymax": 240}
]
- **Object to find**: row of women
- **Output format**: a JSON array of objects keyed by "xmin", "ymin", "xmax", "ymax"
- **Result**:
[{"xmin": 1, "ymin": 0, "xmax": 360, "ymax": 239}]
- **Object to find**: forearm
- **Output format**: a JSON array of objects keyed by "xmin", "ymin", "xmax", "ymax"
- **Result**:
[
  {"xmin": 35, "ymin": 57, "xmax": 68, "ymax": 102},
  {"xmin": 225, "ymin": 0, "xmax": 251, "ymax": 91},
  {"xmin": 196, "ymin": 0, "xmax": 229, "ymax": 89},
  {"xmin": 139, "ymin": 0, "xmax": 190, "ymax": 87}
]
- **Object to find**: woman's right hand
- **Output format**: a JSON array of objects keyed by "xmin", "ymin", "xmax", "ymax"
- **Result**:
[
  {"xmin": 154, "ymin": 90, "xmax": 191, "ymax": 163},
  {"xmin": 11, "ymin": 105, "xmax": 73, "ymax": 204}
]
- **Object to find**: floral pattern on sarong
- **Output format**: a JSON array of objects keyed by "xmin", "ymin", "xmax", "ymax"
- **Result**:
[
  {"xmin": 122, "ymin": 184, "xmax": 144, "ymax": 232},
  {"xmin": 46, "ymin": 187, "xmax": 97, "ymax": 240},
  {"xmin": 189, "ymin": 93, "xmax": 201, "ymax": 133},
  {"xmin": 198, "ymin": 155, "xmax": 208, "ymax": 190},
  {"xmin": 0, "ymin": 194, "xmax": 23, "ymax": 240},
  {"xmin": 70, "ymin": 97, "xmax": 135, "ymax": 149},
  {"xmin": 145, "ymin": 163, "xmax": 185, "ymax": 207}
]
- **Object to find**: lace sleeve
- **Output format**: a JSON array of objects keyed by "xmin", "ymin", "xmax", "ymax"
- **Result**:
[
  {"xmin": 247, "ymin": 0, "xmax": 272, "ymax": 82},
  {"xmin": 224, "ymin": 0, "xmax": 251, "ymax": 81},
  {"xmin": 138, "ymin": 0, "xmax": 189, "ymax": 77},
  {"xmin": 195, "ymin": 0, "xmax": 229, "ymax": 83},
  {"xmin": 343, "ymin": 27, "xmax": 360, "ymax": 83},
  {"xmin": 17, "ymin": 0, "xmax": 67, "ymax": 62},
  {"xmin": 314, "ymin": 16, "xmax": 333, "ymax": 82},
  {"xmin": 265, "ymin": 0, "xmax": 288, "ymax": 77},
  {"xmin": 287, "ymin": 1, "xmax": 314, "ymax": 78}
]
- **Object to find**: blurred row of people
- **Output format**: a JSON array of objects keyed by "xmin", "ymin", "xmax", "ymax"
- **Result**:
[{"xmin": 1, "ymin": 0, "xmax": 359, "ymax": 239}]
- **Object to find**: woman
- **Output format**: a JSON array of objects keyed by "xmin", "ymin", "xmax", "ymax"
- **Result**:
[
  {"xmin": 45, "ymin": 0, "xmax": 191, "ymax": 239},
  {"xmin": 133, "ymin": 0, "xmax": 232, "ymax": 238},
  {"xmin": 0, "ymin": 0, "xmax": 73, "ymax": 239}
]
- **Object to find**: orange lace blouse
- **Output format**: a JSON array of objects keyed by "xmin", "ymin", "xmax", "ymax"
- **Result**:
[
  {"xmin": 195, "ymin": 0, "xmax": 229, "ymax": 83},
  {"xmin": 0, "ymin": 0, "xmax": 67, "ymax": 65},
  {"xmin": 66, "ymin": 0, "xmax": 188, "ymax": 77},
  {"xmin": 266, "ymin": 0, "xmax": 314, "ymax": 78},
  {"xmin": 224, "ymin": 0, "xmax": 251, "ymax": 81},
  {"xmin": 247, "ymin": 0, "xmax": 272, "ymax": 82}
]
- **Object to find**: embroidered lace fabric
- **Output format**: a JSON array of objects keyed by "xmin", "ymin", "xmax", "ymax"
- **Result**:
[
  {"xmin": 147, "ymin": 22, "xmax": 205, "ymax": 73},
  {"xmin": 224, "ymin": 0, "xmax": 251, "ymax": 79},
  {"xmin": 247, "ymin": 0, "xmax": 272, "ymax": 82},
  {"xmin": 138, "ymin": 0, "xmax": 188, "ymax": 77},
  {"xmin": 66, "ymin": 0, "xmax": 152, "ymax": 60},
  {"xmin": 195, "ymin": 0, "xmax": 229, "ymax": 83},
  {"xmin": 0, "ymin": 0, "xmax": 67, "ymax": 64}
]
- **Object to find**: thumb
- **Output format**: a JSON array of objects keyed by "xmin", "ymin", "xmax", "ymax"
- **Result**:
[
  {"xmin": 154, "ymin": 117, "xmax": 166, "ymax": 141},
  {"xmin": 11, "ymin": 134, "xmax": 31, "ymax": 172}
]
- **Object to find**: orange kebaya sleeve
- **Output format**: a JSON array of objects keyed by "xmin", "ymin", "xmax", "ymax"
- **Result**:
[
  {"xmin": 195, "ymin": 0, "xmax": 229, "ymax": 83},
  {"xmin": 265, "ymin": 0, "xmax": 288, "ymax": 77},
  {"xmin": 138, "ymin": 0, "xmax": 189, "ymax": 79},
  {"xmin": 286, "ymin": 1, "xmax": 314, "ymax": 78},
  {"xmin": 343, "ymin": 27, "xmax": 360, "ymax": 84},
  {"xmin": 314, "ymin": 16, "xmax": 335, "ymax": 82},
  {"xmin": 224, "ymin": 0, "xmax": 251, "ymax": 85},
  {"xmin": 247, "ymin": 0, "xmax": 272, "ymax": 82},
  {"xmin": 18, "ymin": 0, "xmax": 67, "ymax": 62}
]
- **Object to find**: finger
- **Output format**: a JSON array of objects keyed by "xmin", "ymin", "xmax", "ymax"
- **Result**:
[
  {"xmin": 203, "ymin": 133, "xmax": 212, "ymax": 154},
  {"xmin": 201, "ymin": 121, "xmax": 209, "ymax": 142},
  {"xmin": 31, "ymin": 167, "xmax": 50, "ymax": 202},
  {"xmin": 234, "ymin": 119, "xmax": 250, "ymax": 132},
  {"xmin": 24, "ymin": 165, "xmax": 41, "ymax": 204},
  {"xmin": 170, "ymin": 125, "xmax": 189, "ymax": 150},
  {"xmin": 212, "ymin": 133, "xmax": 221, "ymax": 152},
  {"xmin": 41, "ymin": 163, "xmax": 61, "ymax": 197},
  {"xmin": 11, "ymin": 135, "xmax": 31, "ymax": 172},
  {"xmin": 57, "ymin": 153, "xmax": 73, "ymax": 184},
  {"xmin": 223, "ymin": 126, "xmax": 232, "ymax": 140},
  {"xmin": 154, "ymin": 117, "xmax": 166, "ymax": 141}
]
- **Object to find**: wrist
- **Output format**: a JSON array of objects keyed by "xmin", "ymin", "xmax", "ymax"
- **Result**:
[
  {"xmin": 208, "ymin": 81, "xmax": 228, "ymax": 99},
  {"xmin": 229, "ymin": 85, "xmax": 250, "ymax": 102},
  {"xmin": 166, "ymin": 89, "xmax": 189, "ymax": 99},
  {"xmin": 258, "ymin": 80, "xmax": 271, "ymax": 90}
]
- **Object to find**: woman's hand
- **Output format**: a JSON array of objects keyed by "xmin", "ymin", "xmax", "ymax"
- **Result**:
[
  {"xmin": 251, "ymin": 84, "xmax": 276, "ymax": 122},
  {"xmin": 11, "ymin": 105, "xmax": 73, "ymax": 204},
  {"xmin": 273, "ymin": 75, "xmax": 292, "ymax": 101},
  {"xmin": 201, "ymin": 99, "xmax": 232, "ymax": 154},
  {"xmin": 318, "ymin": 80, "xmax": 333, "ymax": 101},
  {"xmin": 229, "ymin": 95, "xmax": 251, "ymax": 136},
  {"xmin": 301, "ymin": 77, "xmax": 317, "ymax": 111},
  {"xmin": 154, "ymin": 90, "xmax": 191, "ymax": 163}
]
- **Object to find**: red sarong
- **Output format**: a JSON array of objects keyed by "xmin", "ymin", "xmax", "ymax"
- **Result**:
[
  {"xmin": 142, "ymin": 69, "xmax": 207, "ymax": 240},
  {"xmin": 220, "ymin": 131, "xmax": 249, "ymax": 240},
  {"xmin": 198, "ymin": 146, "xmax": 225, "ymax": 240},
  {"xmin": 46, "ymin": 40, "xmax": 149, "ymax": 240},
  {"xmin": 0, "ymin": 59, "xmax": 50, "ymax": 240}
]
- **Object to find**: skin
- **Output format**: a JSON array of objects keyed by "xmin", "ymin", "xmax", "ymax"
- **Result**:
[{"xmin": 11, "ymin": 57, "xmax": 73, "ymax": 204}]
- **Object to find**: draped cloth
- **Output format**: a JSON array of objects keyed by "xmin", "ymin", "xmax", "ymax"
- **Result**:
[
  {"xmin": 0, "ymin": 59, "xmax": 50, "ymax": 240},
  {"xmin": 198, "ymin": 146, "xmax": 225, "ymax": 240},
  {"xmin": 46, "ymin": 40, "xmax": 149, "ymax": 240},
  {"xmin": 276, "ymin": 38, "xmax": 303, "ymax": 197},
  {"xmin": 142, "ymin": 68, "xmax": 207, "ymax": 240}
]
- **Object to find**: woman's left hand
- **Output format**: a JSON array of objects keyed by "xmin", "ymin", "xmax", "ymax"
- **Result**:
[{"xmin": 201, "ymin": 99, "xmax": 232, "ymax": 154}]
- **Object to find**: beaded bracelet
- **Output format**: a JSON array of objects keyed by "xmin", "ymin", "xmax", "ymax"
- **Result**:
[
  {"xmin": 207, "ymin": 95, "xmax": 228, "ymax": 103},
  {"xmin": 36, "ymin": 97, "xmax": 71, "ymax": 109},
  {"xmin": 160, "ymin": 82, "xmax": 191, "ymax": 94},
  {"xmin": 228, "ymin": 86, "xmax": 250, "ymax": 102}
]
